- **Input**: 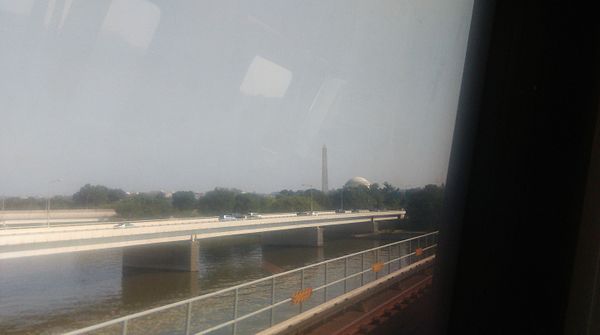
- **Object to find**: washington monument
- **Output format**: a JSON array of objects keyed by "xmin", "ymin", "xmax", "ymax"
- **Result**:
[{"xmin": 322, "ymin": 145, "xmax": 328, "ymax": 193}]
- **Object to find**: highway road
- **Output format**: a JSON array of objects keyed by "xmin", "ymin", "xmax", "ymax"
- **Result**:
[
  {"xmin": 0, "ymin": 211, "xmax": 334, "ymax": 230},
  {"xmin": 0, "ymin": 211, "xmax": 405, "ymax": 259}
]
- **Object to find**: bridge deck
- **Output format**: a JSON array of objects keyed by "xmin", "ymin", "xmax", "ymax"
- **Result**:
[{"xmin": 0, "ymin": 211, "xmax": 404, "ymax": 259}]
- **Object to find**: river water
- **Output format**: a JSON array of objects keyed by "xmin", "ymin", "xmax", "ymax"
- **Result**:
[{"xmin": 0, "ymin": 232, "xmax": 419, "ymax": 334}]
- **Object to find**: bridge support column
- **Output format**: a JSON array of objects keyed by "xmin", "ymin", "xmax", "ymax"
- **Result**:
[
  {"xmin": 323, "ymin": 219, "xmax": 381, "ymax": 237},
  {"xmin": 371, "ymin": 217, "xmax": 380, "ymax": 233},
  {"xmin": 262, "ymin": 227, "xmax": 324, "ymax": 247},
  {"xmin": 122, "ymin": 239, "xmax": 199, "ymax": 272},
  {"xmin": 351, "ymin": 218, "xmax": 379, "ymax": 234}
]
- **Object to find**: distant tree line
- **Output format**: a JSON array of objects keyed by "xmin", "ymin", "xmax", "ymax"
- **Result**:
[
  {"xmin": 1, "ymin": 183, "xmax": 445, "ymax": 230},
  {"xmin": 1, "ymin": 196, "xmax": 73, "ymax": 210}
]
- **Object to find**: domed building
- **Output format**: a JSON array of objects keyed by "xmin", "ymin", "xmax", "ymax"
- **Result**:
[{"xmin": 344, "ymin": 176, "xmax": 371, "ymax": 188}]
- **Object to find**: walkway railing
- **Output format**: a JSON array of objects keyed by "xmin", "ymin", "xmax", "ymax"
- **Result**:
[{"xmin": 65, "ymin": 231, "xmax": 438, "ymax": 335}]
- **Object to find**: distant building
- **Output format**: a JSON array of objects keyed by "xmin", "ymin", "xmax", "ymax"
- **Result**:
[{"xmin": 344, "ymin": 176, "xmax": 371, "ymax": 188}]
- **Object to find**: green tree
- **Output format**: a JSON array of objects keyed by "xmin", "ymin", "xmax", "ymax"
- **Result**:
[
  {"xmin": 328, "ymin": 188, "xmax": 346, "ymax": 210},
  {"xmin": 115, "ymin": 194, "xmax": 173, "ymax": 219},
  {"xmin": 369, "ymin": 183, "xmax": 384, "ymax": 209},
  {"xmin": 172, "ymin": 191, "xmax": 197, "ymax": 211},
  {"xmin": 4, "ymin": 197, "xmax": 46, "ymax": 210},
  {"xmin": 72, "ymin": 184, "xmax": 125, "ymax": 207},
  {"xmin": 270, "ymin": 194, "xmax": 312, "ymax": 212},
  {"xmin": 107, "ymin": 188, "xmax": 126, "ymax": 203},
  {"xmin": 234, "ymin": 193, "xmax": 262, "ymax": 213},
  {"xmin": 72, "ymin": 184, "xmax": 109, "ymax": 207},
  {"xmin": 47, "ymin": 195, "xmax": 75, "ymax": 209},
  {"xmin": 309, "ymin": 189, "xmax": 331, "ymax": 209},
  {"xmin": 197, "ymin": 188, "xmax": 238, "ymax": 215},
  {"xmin": 381, "ymin": 182, "xmax": 404, "ymax": 209},
  {"xmin": 342, "ymin": 185, "xmax": 375, "ymax": 210}
]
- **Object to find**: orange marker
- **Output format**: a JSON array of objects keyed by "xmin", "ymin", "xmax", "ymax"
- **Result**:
[
  {"xmin": 372, "ymin": 262, "xmax": 385, "ymax": 273},
  {"xmin": 291, "ymin": 287, "xmax": 313, "ymax": 304}
]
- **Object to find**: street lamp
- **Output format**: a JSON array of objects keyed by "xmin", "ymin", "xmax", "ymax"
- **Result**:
[{"xmin": 301, "ymin": 184, "xmax": 314, "ymax": 212}]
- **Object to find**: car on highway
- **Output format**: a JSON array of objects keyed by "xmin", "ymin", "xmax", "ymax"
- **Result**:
[
  {"xmin": 247, "ymin": 212, "xmax": 263, "ymax": 219},
  {"xmin": 219, "ymin": 214, "xmax": 237, "ymax": 221},
  {"xmin": 113, "ymin": 222, "xmax": 135, "ymax": 228},
  {"xmin": 335, "ymin": 209, "xmax": 346, "ymax": 213}
]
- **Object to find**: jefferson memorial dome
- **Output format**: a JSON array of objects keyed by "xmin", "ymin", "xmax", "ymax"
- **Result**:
[{"xmin": 344, "ymin": 176, "xmax": 371, "ymax": 188}]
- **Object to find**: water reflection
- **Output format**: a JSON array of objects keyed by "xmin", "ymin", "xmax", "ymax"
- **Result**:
[{"xmin": 121, "ymin": 271, "xmax": 199, "ymax": 308}]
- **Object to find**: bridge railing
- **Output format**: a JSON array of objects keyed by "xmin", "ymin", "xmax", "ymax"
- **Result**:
[{"xmin": 65, "ymin": 231, "xmax": 438, "ymax": 335}]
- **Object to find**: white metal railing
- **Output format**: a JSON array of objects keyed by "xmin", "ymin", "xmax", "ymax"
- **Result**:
[{"xmin": 64, "ymin": 231, "xmax": 438, "ymax": 335}]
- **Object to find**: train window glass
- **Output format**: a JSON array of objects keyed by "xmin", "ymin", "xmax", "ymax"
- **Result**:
[{"xmin": 0, "ymin": 1, "xmax": 474, "ymax": 333}]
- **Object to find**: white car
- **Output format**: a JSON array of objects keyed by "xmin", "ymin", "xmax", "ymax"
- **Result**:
[
  {"xmin": 219, "ymin": 214, "xmax": 237, "ymax": 222},
  {"xmin": 114, "ymin": 222, "xmax": 134, "ymax": 228}
]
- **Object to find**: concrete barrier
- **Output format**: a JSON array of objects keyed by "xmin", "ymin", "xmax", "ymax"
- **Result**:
[{"xmin": 0, "ymin": 209, "xmax": 116, "ymax": 220}]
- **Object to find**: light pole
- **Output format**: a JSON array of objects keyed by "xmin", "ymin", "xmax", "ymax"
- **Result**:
[
  {"xmin": 340, "ymin": 187, "xmax": 344, "ymax": 211},
  {"xmin": 301, "ymin": 184, "xmax": 314, "ymax": 212},
  {"xmin": 46, "ymin": 197, "xmax": 49, "ymax": 227}
]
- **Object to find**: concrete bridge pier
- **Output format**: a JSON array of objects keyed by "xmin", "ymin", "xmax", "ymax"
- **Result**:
[
  {"xmin": 122, "ymin": 238, "xmax": 199, "ymax": 272},
  {"xmin": 372, "ymin": 217, "xmax": 380, "ymax": 233},
  {"xmin": 348, "ymin": 218, "xmax": 379, "ymax": 234},
  {"xmin": 262, "ymin": 227, "xmax": 324, "ymax": 247}
]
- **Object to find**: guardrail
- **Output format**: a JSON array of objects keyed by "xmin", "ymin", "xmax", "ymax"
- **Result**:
[{"xmin": 64, "ymin": 231, "xmax": 438, "ymax": 335}]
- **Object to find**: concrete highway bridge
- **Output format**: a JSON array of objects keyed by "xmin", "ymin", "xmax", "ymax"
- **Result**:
[{"xmin": 0, "ymin": 211, "xmax": 406, "ymax": 271}]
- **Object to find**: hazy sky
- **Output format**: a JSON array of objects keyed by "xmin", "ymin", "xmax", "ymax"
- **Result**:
[{"xmin": 0, "ymin": 0, "xmax": 473, "ymax": 196}]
